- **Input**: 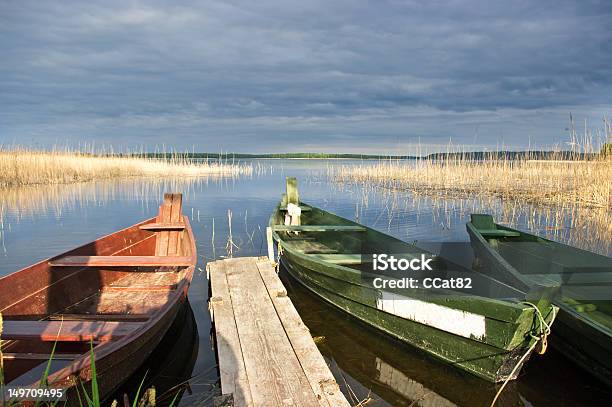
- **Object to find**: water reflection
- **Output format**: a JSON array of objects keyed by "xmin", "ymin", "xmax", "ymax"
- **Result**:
[
  {"xmin": 0, "ymin": 176, "xmax": 248, "ymax": 221},
  {"xmin": 322, "ymin": 179, "xmax": 611, "ymax": 256},
  {"xmin": 110, "ymin": 301, "xmax": 200, "ymax": 406},
  {"xmin": 0, "ymin": 159, "xmax": 610, "ymax": 406},
  {"xmin": 281, "ymin": 268, "xmax": 612, "ymax": 406}
]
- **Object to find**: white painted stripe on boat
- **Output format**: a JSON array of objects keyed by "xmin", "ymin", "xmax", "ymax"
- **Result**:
[{"xmin": 376, "ymin": 291, "xmax": 486, "ymax": 340}]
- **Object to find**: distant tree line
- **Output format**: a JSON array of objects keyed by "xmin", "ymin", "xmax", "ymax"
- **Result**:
[
  {"xmin": 131, "ymin": 152, "xmax": 415, "ymax": 159},
  {"xmin": 129, "ymin": 150, "xmax": 608, "ymax": 160}
]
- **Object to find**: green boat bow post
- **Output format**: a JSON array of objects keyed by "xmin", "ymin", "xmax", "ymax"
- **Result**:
[{"xmin": 270, "ymin": 177, "xmax": 559, "ymax": 383}]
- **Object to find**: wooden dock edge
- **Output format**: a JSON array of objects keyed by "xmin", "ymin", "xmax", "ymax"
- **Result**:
[{"xmin": 207, "ymin": 256, "xmax": 350, "ymax": 407}]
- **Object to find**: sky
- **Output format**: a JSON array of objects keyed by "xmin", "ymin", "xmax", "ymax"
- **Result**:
[{"xmin": 1, "ymin": 0, "xmax": 611, "ymax": 154}]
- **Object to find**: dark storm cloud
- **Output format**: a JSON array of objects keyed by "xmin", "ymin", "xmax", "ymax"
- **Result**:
[{"xmin": 0, "ymin": 0, "xmax": 611, "ymax": 152}]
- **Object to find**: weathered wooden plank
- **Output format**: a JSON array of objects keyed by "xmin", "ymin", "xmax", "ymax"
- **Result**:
[
  {"xmin": 305, "ymin": 253, "xmax": 363, "ymax": 264},
  {"xmin": 279, "ymin": 205, "xmax": 312, "ymax": 212},
  {"xmin": 224, "ymin": 258, "xmax": 320, "ymax": 407},
  {"xmin": 167, "ymin": 193, "xmax": 182, "ymax": 256},
  {"xmin": 283, "ymin": 240, "xmax": 338, "ymax": 254},
  {"xmin": 48, "ymin": 314, "xmax": 149, "ymax": 322},
  {"xmin": 208, "ymin": 260, "xmax": 254, "ymax": 407},
  {"xmin": 49, "ymin": 256, "xmax": 192, "ymax": 267},
  {"xmin": 273, "ymin": 225, "xmax": 366, "ymax": 232},
  {"xmin": 478, "ymin": 229, "xmax": 521, "ymax": 237},
  {"xmin": 102, "ymin": 284, "xmax": 176, "ymax": 292},
  {"xmin": 306, "ymin": 253, "xmax": 435, "ymax": 265},
  {"xmin": 2, "ymin": 320, "xmax": 141, "ymax": 342},
  {"xmin": 139, "ymin": 222, "xmax": 185, "ymax": 231},
  {"xmin": 2, "ymin": 353, "xmax": 82, "ymax": 361},
  {"xmin": 255, "ymin": 258, "xmax": 350, "ymax": 407},
  {"xmin": 156, "ymin": 195, "xmax": 172, "ymax": 255}
]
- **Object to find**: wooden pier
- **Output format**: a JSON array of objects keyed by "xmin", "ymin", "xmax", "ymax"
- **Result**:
[{"xmin": 207, "ymin": 256, "xmax": 351, "ymax": 407}]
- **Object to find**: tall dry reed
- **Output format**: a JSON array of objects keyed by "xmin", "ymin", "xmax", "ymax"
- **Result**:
[
  {"xmin": 331, "ymin": 156, "xmax": 610, "ymax": 209},
  {"xmin": 332, "ymin": 117, "xmax": 611, "ymax": 209},
  {"xmin": 0, "ymin": 148, "xmax": 252, "ymax": 188}
]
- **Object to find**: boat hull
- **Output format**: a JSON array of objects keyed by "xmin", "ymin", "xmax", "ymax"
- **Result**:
[
  {"xmin": 0, "ymin": 193, "xmax": 197, "ymax": 405},
  {"xmin": 280, "ymin": 252, "xmax": 536, "ymax": 383},
  {"xmin": 467, "ymin": 224, "xmax": 612, "ymax": 386},
  {"xmin": 270, "ymin": 179, "xmax": 557, "ymax": 383}
]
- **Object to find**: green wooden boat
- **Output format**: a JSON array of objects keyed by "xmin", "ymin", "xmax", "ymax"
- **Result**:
[
  {"xmin": 467, "ymin": 214, "xmax": 612, "ymax": 386},
  {"xmin": 270, "ymin": 178, "xmax": 559, "ymax": 383}
]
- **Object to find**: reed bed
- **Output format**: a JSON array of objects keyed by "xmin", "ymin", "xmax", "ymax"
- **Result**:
[
  {"xmin": 331, "ymin": 156, "xmax": 611, "ymax": 209},
  {"xmin": 327, "ymin": 180, "xmax": 611, "ymax": 256},
  {"xmin": 0, "ymin": 148, "xmax": 252, "ymax": 188}
]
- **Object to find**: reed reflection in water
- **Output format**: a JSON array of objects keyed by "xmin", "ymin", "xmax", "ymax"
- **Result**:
[
  {"xmin": 0, "ymin": 160, "xmax": 610, "ymax": 406},
  {"xmin": 323, "ymin": 178, "xmax": 611, "ymax": 257}
]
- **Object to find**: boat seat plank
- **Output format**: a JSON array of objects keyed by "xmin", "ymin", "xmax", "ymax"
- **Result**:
[
  {"xmin": 273, "ymin": 225, "xmax": 366, "ymax": 232},
  {"xmin": 283, "ymin": 240, "xmax": 339, "ymax": 254},
  {"xmin": 306, "ymin": 253, "xmax": 364, "ymax": 264},
  {"xmin": 139, "ymin": 222, "xmax": 185, "ymax": 231},
  {"xmin": 2, "ymin": 320, "xmax": 141, "ymax": 342},
  {"xmin": 49, "ymin": 255, "xmax": 192, "ymax": 267},
  {"xmin": 558, "ymin": 266, "xmax": 612, "ymax": 274},
  {"xmin": 479, "ymin": 229, "xmax": 521, "ymax": 237},
  {"xmin": 48, "ymin": 314, "xmax": 150, "ymax": 321},
  {"xmin": 282, "ymin": 236, "xmax": 316, "ymax": 241},
  {"xmin": 529, "ymin": 272, "xmax": 612, "ymax": 285},
  {"xmin": 279, "ymin": 205, "xmax": 312, "ymax": 212},
  {"xmin": 305, "ymin": 253, "xmax": 433, "ymax": 264},
  {"xmin": 102, "ymin": 284, "xmax": 177, "ymax": 292},
  {"xmin": 2, "ymin": 353, "xmax": 82, "ymax": 361}
]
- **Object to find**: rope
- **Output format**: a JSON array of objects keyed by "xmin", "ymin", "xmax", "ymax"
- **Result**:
[
  {"xmin": 489, "ymin": 338, "xmax": 538, "ymax": 407},
  {"xmin": 520, "ymin": 301, "xmax": 554, "ymax": 355},
  {"xmin": 489, "ymin": 302, "xmax": 557, "ymax": 407}
]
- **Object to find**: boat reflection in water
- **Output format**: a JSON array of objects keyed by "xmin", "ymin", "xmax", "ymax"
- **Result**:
[
  {"xmin": 110, "ymin": 300, "xmax": 199, "ymax": 406},
  {"xmin": 281, "ymin": 267, "xmax": 611, "ymax": 406}
]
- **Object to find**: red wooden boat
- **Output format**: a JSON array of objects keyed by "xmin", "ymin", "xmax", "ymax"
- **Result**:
[{"xmin": 0, "ymin": 193, "xmax": 196, "ymax": 405}]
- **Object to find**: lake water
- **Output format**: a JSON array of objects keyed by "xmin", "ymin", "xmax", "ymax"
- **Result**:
[{"xmin": 0, "ymin": 159, "xmax": 610, "ymax": 406}]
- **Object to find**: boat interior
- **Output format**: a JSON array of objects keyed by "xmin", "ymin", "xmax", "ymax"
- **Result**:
[
  {"xmin": 470, "ymin": 214, "xmax": 612, "ymax": 331},
  {"xmin": 273, "ymin": 180, "xmax": 526, "ymax": 301},
  {"xmin": 0, "ymin": 193, "xmax": 194, "ymax": 385}
]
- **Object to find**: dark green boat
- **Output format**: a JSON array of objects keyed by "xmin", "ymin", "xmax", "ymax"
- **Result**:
[
  {"xmin": 270, "ymin": 178, "xmax": 558, "ymax": 383},
  {"xmin": 467, "ymin": 214, "xmax": 612, "ymax": 386}
]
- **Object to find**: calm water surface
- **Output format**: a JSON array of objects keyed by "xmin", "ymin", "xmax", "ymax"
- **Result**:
[{"xmin": 0, "ymin": 159, "xmax": 610, "ymax": 406}]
